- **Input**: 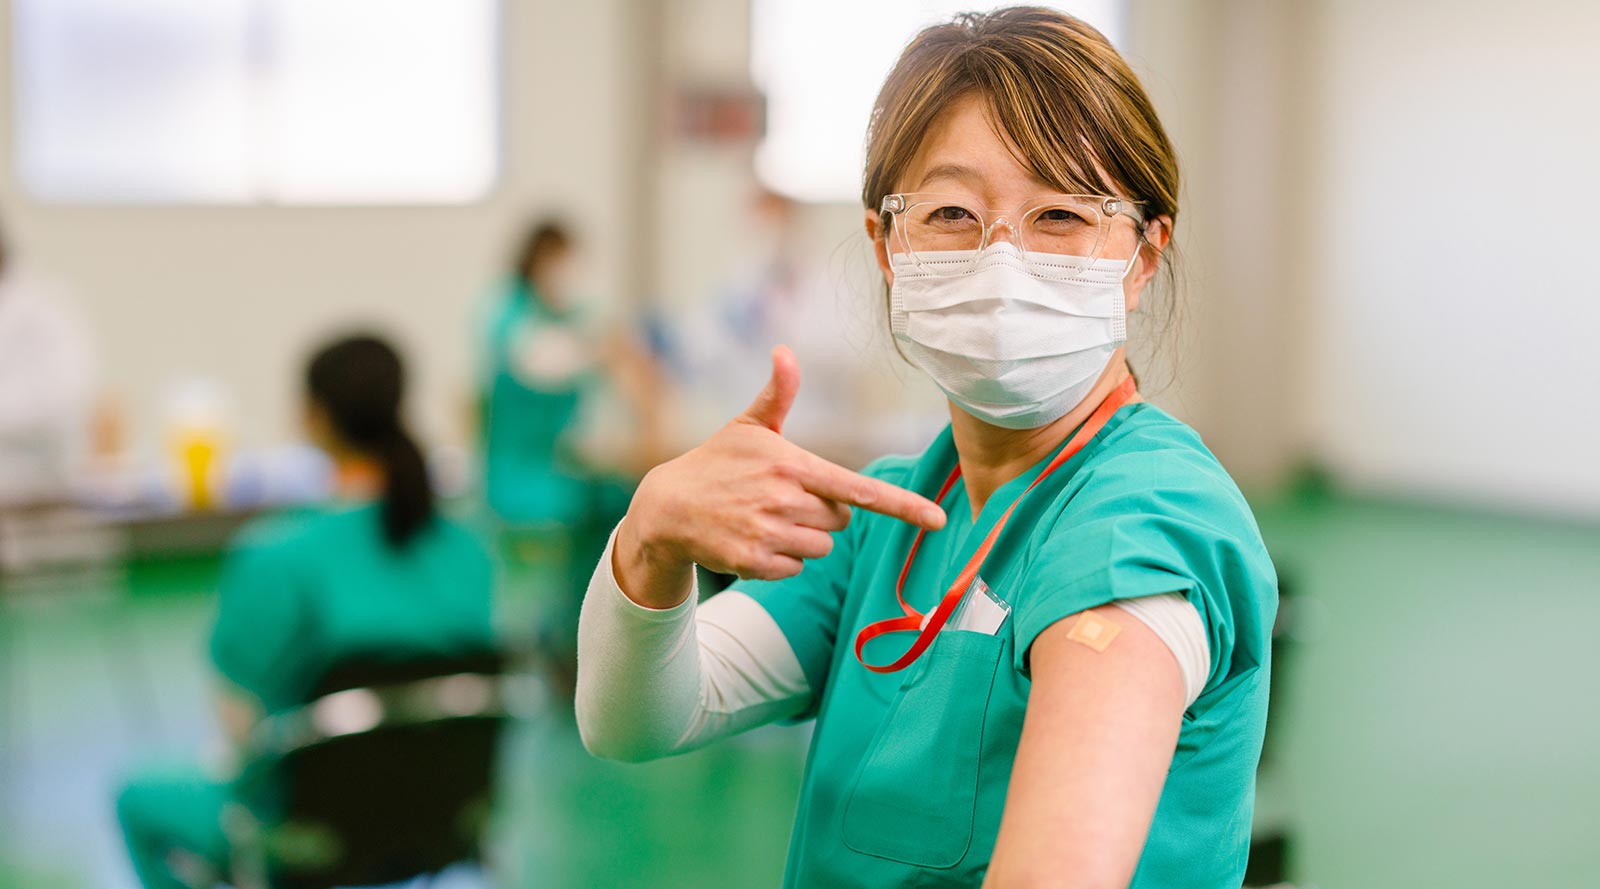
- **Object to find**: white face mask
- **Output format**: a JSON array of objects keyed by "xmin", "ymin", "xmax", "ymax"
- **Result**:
[{"xmin": 889, "ymin": 242, "xmax": 1131, "ymax": 430}]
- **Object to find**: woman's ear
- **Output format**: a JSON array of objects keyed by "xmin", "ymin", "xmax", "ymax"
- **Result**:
[
  {"xmin": 1123, "ymin": 215, "xmax": 1171, "ymax": 314},
  {"xmin": 865, "ymin": 210, "xmax": 895, "ymax": 287}
]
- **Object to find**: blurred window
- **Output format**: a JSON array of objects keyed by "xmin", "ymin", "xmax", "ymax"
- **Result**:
[
  {"xmin": 12, "ymin": 0, "xmax": 500, "ymax": 204},
  {"xmin": 751, "ymin": 1, "xmax": 1127, "ymax": 204}
]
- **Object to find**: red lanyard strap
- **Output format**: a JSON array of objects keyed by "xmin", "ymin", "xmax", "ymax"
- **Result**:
[{"xmin": 853, "ymin": 377, "xmax": 1138, "ymax": 674}]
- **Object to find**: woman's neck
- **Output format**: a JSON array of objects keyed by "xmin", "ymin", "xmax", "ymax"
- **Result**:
[
  {"xmin": 330, "ymin": 454, "xmax": 385, "ymax": 500},
  {"xmin": 950, "ymin": 352, "xmax": 1137, "ymax": 518}
]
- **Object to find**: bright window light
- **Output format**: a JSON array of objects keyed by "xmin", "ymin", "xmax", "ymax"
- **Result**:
[
  {"xmin": 13, "ymin": 0, "xmax": 500, "ymax": 205},
  {"xmin": 751, "ymin": 1, "xmax": 1127, "ymax": 204}
]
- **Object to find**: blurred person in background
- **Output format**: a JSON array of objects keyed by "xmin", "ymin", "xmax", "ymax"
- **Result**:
[
  {"xmin": 668, "ymin": 186, "xmax": 946, "ymax": 473},
  {"xmin": 477, "ymin": 216, "xmax": 662, "ymax": 696},
  {"xmin": 716, "ymin": 191, "xmax": 802, "ymax": 394},
  {"xmin": 0, "ymin": 216, "xmax": 96, "ymax": 507},
  {"xmin": 692, "ymin": 189, "xmax": 805, "ymax": 408},
  {"xmin": 116, "ymin": 334, "xmax": 495, "ymax": 889},
  {"xmin": 577, "ymin": 8, "xmax": 1276, "ymax": 889}
]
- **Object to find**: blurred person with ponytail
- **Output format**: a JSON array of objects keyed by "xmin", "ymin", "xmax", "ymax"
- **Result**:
[{"xmin": 115, "ymin": 334, "xmax": 494, "ymax": 889}]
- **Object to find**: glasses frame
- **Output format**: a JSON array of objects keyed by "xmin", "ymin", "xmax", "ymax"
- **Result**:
[{"xmin": 879, "ymin": 191, "xmax": 1148, "ymax": 276}]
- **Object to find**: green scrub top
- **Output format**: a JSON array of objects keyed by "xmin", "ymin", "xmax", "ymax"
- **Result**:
[
  {"xmin": 210, "ymin": 503, "xmax": 495, "ymax": 714},
  {"xmin": 480, "ymin": 279, "xmax": 592, "ymax": 526},
  {"xmin": 737, "ymin": 403, "xmax": 1277, "ymax": 888}
]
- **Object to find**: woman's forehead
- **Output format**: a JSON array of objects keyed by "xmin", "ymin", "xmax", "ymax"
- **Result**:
[{"xmin": 899, "ymin": 94, "xmax": 1096, "ymax": 200}]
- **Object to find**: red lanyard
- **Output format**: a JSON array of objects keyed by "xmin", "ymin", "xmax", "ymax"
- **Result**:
[{"xmin": 853, "ymin": 377, "xmax": 1139, "ymax": 674}]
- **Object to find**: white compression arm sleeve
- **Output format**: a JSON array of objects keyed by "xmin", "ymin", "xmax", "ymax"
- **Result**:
[
  {"xmin": 575, "ymin": 524, "xmax": 811, "ymax": 763},
  {"xmin": 1113, "ymin": 593, "xmax": 1211, "ymax": 707}
]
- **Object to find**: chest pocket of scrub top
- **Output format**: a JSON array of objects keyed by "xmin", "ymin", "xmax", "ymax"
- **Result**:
[{"xmin": 841, "ymin": 629, "xmax": 1005, "ymax": 868}]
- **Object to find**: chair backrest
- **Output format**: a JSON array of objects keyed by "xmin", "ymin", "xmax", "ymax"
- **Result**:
[{"xmin": 233, "ymin": 650, "xmax": 507, "ymax": 889}]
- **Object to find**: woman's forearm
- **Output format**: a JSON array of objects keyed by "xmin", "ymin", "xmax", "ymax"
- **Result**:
[{"xmin": 575, "ymin": 524, "xmax": 811, "ymax": 763}]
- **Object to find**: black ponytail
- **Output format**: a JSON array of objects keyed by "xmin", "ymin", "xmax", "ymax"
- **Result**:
[
  {"xmin": 306, "ymin": 335, "xmax": 435, "ymax": 548},
  {"xmin": 373, "ymin": 426, "xmax": 432, "ymax": 546}
]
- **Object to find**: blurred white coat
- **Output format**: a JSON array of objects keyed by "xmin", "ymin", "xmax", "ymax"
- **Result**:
[{"xmin": 0, "ymin": 266, "xmax": 95, "ymax": 505}]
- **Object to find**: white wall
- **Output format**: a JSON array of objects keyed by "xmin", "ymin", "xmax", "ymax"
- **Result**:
[
  {"xmin": 1296, "ymin": 0, "xmax": 1600, "ymax": 515},
  {"xmin": 0, "ymin": 0, "xmax": 643, "ymax": 458},
  {"xmin": 1105, "ymin": 0, "xmax": 1309, "ymax": 487},
  {"xmin": 1127, "ymin": 0, "xmax": 1600, "ymax": 516}
]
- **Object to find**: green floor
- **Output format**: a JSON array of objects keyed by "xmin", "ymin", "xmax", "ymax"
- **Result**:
[{"xmin": 3, "ymin": 491, "xmax": 1597, "ymax": 888}]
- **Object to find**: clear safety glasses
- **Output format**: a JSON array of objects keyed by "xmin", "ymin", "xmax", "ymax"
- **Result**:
[{"xmin": 880, "ymin": 192, "xmax": 1147, "ymax": 277}]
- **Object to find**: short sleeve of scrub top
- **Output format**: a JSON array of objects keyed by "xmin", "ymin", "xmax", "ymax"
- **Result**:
[{"xmin": 1012, "ymin": 426, "xmax": 1277, "ymax": 698}]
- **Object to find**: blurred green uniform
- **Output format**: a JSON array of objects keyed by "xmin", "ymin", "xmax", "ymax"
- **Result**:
[
  {"xmin": 478, "ymin": 279, "xmax": 631, "ymax": 684},
  {"xmin": 116, "ymin": 503, "xmax": 494, "ymax": 889},
  {"xmin": 480, "ymin": 279, "xmax": 593, "ymax": 527}
]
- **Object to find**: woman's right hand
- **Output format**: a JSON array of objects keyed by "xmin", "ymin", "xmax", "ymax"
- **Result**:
[{"xmin": 613, "ymin": 345, "xmax": 947, "ymax": 609}]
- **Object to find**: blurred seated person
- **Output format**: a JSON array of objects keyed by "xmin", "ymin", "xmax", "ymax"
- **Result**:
[
  {"xmin": 116, "ymin": 334, "xmax": 495, "ymax": 889},
  {"xmin": 0, "ymin": 216, "xmax": 96, "ymax": 507}
]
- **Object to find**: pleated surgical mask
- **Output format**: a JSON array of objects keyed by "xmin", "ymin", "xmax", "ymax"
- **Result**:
[{"xmin": 889, "ymin": 242, "xmax": 1130, "ymax": 429}]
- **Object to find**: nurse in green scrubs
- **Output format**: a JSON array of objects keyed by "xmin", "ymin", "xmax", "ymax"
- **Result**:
[
  {"xmin": 580, "ymin": 9, "xmax": 1276, "ymax": 888},
  {"xmin": 479, "ymin": 219, "xmax": 658, "ymax": 692},
  {"xmin": 116, "ymin": 336, "xmax": 494, "ymax": 889},
  {"xmin": 479, "ymin": 219, "xmax": 594, "ymax": 529}
]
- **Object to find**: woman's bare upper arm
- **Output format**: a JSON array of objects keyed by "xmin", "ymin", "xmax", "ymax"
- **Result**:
[{"xmin": 984, "ymin": 604, "xmax": 1187, "ymax": 889}]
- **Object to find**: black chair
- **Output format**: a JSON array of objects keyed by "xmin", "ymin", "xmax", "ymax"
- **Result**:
[
  {"xmin": 222, "ymin": 650, "xmax": 509, "ymax": 889},
  {"xmin": 1245, "ymin": 571, "xmax": 1301, "ymax": 888}
]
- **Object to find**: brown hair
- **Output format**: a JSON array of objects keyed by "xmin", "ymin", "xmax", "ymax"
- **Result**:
[
  {"xmin": 512, "ymin": 217, "xmax": 573, "ymax": 289},
  {"xmin": 863, "ymin": 7, "xmax": 1184, "ymax": 368}
]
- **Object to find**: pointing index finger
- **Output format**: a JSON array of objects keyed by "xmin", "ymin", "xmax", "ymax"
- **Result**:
[{"xmin": 794, "ymin": 452, "xmax": 946, "ymax": 530}]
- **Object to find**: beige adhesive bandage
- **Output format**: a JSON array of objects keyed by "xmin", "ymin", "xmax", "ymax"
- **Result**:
[{"xmin": 1066, "ymin": 611, "xmax": 1121, "ymax": 652}]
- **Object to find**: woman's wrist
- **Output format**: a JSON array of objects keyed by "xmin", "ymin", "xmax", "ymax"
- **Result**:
[{"xmin": 613, "ymin": 509, "xmax": 695, "ymax": 610}]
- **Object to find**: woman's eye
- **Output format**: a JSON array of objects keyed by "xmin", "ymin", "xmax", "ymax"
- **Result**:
[
  {"xmin": 1038, "ymin": 209, "xmax": 1085, "ymax": 223},
  {"xmin": 930, "ymin": 205, "xmax": 975, "ymax": 223}
]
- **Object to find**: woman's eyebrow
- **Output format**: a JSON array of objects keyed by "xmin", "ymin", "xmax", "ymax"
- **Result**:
[
  {"xmin": 915, "ymin": 163, "xmax": 1060, "ymax": 195},
  {"xmin": 916, "ymin": 163, "xmax": 984, "ymax": 190}
]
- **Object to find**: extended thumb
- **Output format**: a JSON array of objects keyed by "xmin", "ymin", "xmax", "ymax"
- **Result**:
[{"xmin": 738, "ymin": 345, "xmax": 800, "ymax": 433}]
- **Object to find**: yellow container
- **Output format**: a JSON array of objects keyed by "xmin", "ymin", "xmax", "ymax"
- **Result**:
[{"xmin": 173, "ymin": 427, "xmax": 224, "ymax": 511}]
